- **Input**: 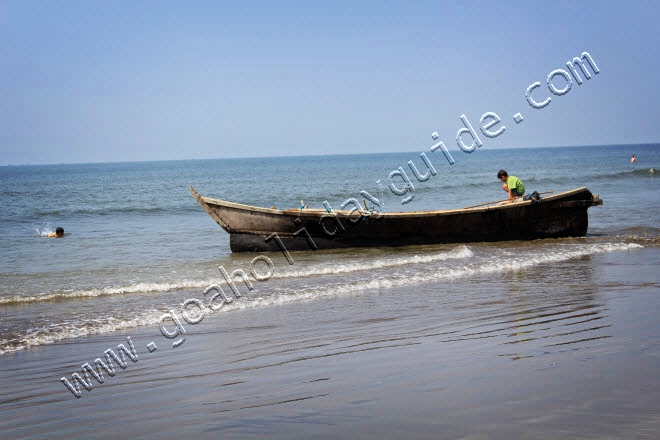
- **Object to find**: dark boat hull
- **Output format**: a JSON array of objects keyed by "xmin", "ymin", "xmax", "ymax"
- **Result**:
[{"xmin": 190, "ymin": 187, "xmax": 603, "ymax": 253}]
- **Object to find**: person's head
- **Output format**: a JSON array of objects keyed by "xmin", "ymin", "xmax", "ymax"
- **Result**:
[
  {"xmin": 632, "ymin": 155, "xmax": 635, "ymax": 158},
  {"xmin": 497, "ymin": 170, "xmax": 508, "ymax": 182},
  {"xmin": 55, "ymin": 227, "xmax": 64, "ymax": 237}
]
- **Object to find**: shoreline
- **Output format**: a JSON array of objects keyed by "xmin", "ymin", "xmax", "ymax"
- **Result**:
[
  {"xmin": 2, "ymin": 248, "xmax": 659, "ymax": 438},
  {"xmin": 1, "ymin": 236, "xmax": 654, "ymax": 357}
]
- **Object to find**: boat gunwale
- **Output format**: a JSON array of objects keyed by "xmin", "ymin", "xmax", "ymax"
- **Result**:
[{"xmin": 191, "ymin": 186, "xmax": 592, "ymax": 218}]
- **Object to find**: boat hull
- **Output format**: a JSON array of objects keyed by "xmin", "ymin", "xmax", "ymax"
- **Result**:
[{"xmin": 190, "ymin": 187, "xmax": 602, "ymax": 253}]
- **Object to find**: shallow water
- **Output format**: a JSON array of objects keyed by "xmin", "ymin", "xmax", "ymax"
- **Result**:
[
  {"xmin": 1, "ymin": 144, "xmax": 658, "ymax": 355},
  {"xmin": 1, "ymin": 248, "xmax": 658, "ymax": 439}
]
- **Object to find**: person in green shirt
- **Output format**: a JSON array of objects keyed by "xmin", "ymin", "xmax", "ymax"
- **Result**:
[{"xmin": 497, "ymin": 170, "xmax": 525, "ymax": 203}]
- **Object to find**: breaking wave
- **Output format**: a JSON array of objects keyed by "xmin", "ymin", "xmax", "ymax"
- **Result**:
[{"xmin": 0, "ymin": 242, "xmax": 644, "ymax": 355}]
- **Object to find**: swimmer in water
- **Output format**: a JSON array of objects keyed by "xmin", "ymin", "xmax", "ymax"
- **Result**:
[
  {"xmin": 631, "ymin": 154, "xmax": 637, "ymax": 163},
  {"xmin": 48, "ymin": 227, "xmax": 64, "ymax": 238}
]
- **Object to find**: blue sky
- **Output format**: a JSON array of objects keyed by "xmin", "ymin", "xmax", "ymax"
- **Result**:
[{"xmin": 1, "ymin": 0, "xmax": 659, "ymax": 165}]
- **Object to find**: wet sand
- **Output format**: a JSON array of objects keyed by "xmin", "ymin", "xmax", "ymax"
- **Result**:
[{"xmin": 1, "ymin": 248, "xmax": 659, "ymax": 439}]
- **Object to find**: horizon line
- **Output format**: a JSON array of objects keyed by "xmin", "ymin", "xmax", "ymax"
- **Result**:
[{"xmin": 2, "ymin": 141, "xmax": 657, "ymax": 167}]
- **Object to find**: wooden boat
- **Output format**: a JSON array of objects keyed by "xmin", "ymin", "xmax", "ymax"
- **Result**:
[{"xmin": 190, "ymin": 186, "xmax": 603, "ymax": 253}]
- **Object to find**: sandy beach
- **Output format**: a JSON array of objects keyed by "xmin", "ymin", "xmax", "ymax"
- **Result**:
[{"xmin": 2, "ymin": 247, "xmax": 658, "ymax": 439}]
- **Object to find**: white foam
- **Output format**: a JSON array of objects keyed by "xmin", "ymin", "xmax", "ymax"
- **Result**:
[
  {"xmin": 0, "ymin": 309, "xmax": 166, "ymax": 356},
  {"xmin": 0, "ymin": 279, "xmax": 223, "ymax": 305},
  {"xmin": 274, "ymin": 245, "xmax": 474, "ymax": 279},
  {"xmin": 202, "ymin": 242, "xmax": 645, "ymax": 312},
  {"xmin": 0, "ymin": 242, "xmax": 644, "ymax": 355},
  {"xmin": 0, "ymin": 246, "xmax": 474, "ymax": 305}
]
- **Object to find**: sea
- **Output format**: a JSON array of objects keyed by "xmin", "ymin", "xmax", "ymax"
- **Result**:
[{"xmin": 1, "ymin": 143, "xmax": 659, "ymax": 438}]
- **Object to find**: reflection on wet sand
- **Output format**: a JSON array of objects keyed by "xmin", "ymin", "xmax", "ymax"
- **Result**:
[{"xmin": 1, "ymin": 250, "xmax": 659, "ymax": 439}]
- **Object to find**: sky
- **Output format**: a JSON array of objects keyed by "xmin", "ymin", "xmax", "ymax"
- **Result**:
[{"xmin": 1, "ymin": 0, "xmax": 659, "ymax": 165}]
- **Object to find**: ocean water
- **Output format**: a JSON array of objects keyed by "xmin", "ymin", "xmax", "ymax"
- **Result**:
[
  {"xmin": 1, "ymin": 144, "xmax": 660, "ymax": 438},
  {"xmin": 0, "ymin": 144, "xmax": 658, "ymax": 356}
]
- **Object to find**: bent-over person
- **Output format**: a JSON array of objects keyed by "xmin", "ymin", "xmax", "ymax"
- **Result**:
[{"xmin": 497, "ymin": 170, "xmax": 525, "ymax": 203}]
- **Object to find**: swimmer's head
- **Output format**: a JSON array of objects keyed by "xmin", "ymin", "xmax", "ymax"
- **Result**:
[{"xmin": 55, "ymin": 227, "xmax": 64, "ymax": 237}]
